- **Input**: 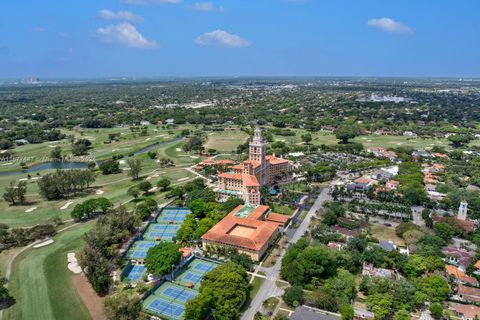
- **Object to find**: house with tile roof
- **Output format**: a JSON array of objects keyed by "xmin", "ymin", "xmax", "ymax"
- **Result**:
[
  {"xmin": 446, "ymin": 265, "xmax": 479, "ymax": 286},
  {"xmin": 456, "ymin": 284, "xmax": 480, "ymax": 304},
  {"xmin": 452, "ymin": 303, "xmax": 480, "ymax": 320},
  {"xmin": 201, "ymin": 204, "xmax": 290, "ymax": 261},
  {"xmin": 215, "ymin": 127, "xmax": 292, "ymax": 205},
  {"xmin": 443, "ymin": 246, "xmax": 476, "ymax": 271}
]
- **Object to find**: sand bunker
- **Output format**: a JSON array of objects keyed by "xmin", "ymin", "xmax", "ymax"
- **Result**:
[
  {"xmin": 60, "ymin": 201, "xmax": 74, "ymax": 210},
  {"xmin": 67, "ymin": 252, "xmax": 82, "ymax": 274},
  {"xmin": 176, "ymin": 148, "xmax": 182, "ymax": 152},
  {"xmin": 34, "ymin": 239, "xmax": 54, "ymax": 248},
  {"xmin": 95, "ymin": 189, "xmax": 104, "ymax": 195},
  {"xmin": 25, "ymin": 206, "xmax": 37, "ymax": 213}
]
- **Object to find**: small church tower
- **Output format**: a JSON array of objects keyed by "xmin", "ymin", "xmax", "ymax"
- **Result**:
[
  {"xmin": 458, "ymin": 201, "xmax": 468, "ymax": 221},
  {"xmin": 249, "ymin": 127, "xmax": 266, "ymax": 164}
]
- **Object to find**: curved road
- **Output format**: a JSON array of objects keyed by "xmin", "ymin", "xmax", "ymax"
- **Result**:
[{"xmin": 241, "ymin": 185, "xmax": 331, "ymax": 320}]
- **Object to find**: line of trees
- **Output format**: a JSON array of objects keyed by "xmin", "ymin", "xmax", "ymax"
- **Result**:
[
  {"xmin": 38, "ymin": 169, "xmax": 95, "ymax": 200},
  {"xmin": 78, "ymin": 206, "xmax": 137, "ymax": 294}
]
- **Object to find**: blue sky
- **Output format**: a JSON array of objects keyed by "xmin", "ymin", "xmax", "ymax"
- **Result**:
[{"xmin": 1, "ymin": 0, "xmax": 479, "ymax": 78}]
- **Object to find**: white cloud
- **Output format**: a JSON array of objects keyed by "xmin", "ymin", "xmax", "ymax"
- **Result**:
[
  {"xmin": 96, "ymin": 9, "xmax": 144, "ymax": 24},
  {"xmin": 33, "ymin": 27, "xmax": 46, "ymax": 33},
  {"xmin": 194, "ymin": 30, "xmax": 250, "ymax": 48},
  {"xmin": 95, "ymin": 23, "xmax": 157, "ymax": 48},
  {"xmin": 189, "ymin": 2, "xmax": 223, "ymax": 12},
  {"xmin": 120, "ymin": 0, "xmax": 181, "ymax": 5},
  {"xmin": 367, "ymin": 17, "xmax": 413, "ymax": 35}
]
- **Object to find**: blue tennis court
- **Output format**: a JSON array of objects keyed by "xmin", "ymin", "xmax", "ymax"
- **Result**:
[
  {"xmin": 146, "ymin": 297, "xmax": 185, "ymax": 319},
  {"xmin": 159, "ymin": 216, "xmax": 186, "ymax": 223},
  {"xmin": 126, "ymin": 265, "xmax": 145, "ymax": 282},
  {"xmin": 192, "ymin": 261, "xmax": 216, "ymax": 273},
  {"xmin": 138, "ymin": 242, "xmax": 156, "ymax": 249},
  {"xmin": 162, "ymin": 287, "xmax": 197, "ymax": 303},
  {"xmin": 181, "ymin": 271, "xmax": 202, "ymax": 284},
  {"xmin": 126, "ymin": 240, "xmax": 157, "ymax": 259}
]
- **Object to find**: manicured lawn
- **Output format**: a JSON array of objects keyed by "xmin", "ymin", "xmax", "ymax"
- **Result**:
[
  {"xmin": 270, "ymin": 203, "xmax": 296, "ymax": 216},
  {"xmin": 4, "ymin": 222, "xmax": 94, "ymax": 320},
  {"xmin": 204, "ymin": 130, "xmax": 249, "ymax": 153},
  {"xmin": 262, "ymin": 297, "xmax": 280, "ymax": 312}
]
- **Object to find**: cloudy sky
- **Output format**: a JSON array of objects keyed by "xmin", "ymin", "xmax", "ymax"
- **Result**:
[{"xmin": 1, "ymin": 0, "xmax": 479, "ymax": 78}]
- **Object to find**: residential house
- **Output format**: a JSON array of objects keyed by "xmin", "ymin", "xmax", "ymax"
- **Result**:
[
  {"xmin": 442, "ymin": 246, "xmax": 476, "ymax": 271},
  {"xmin": 456, "ymin": 284, "xmax": 480, "ymax": 304},
  {"xmin": 445, "ymin": 265, "xmax": 478, "ymax": 286},
  {"xmin": 347, "ymin": 178, "xmax": 375, "ymax": 193},
  {"xmin": 452, "ymin": 303, "xmax": 480, "ymax": 320},
  {"xmin": 362, "ymin": 263, "xmax": 398, "ymax": 280},
  {"xmin": 379, "ymin": 240, "xmax": 397, "ymax": 252},
  {"xmin": 385, "ymin": 180, "xmax": 399, "ymax": 191}
]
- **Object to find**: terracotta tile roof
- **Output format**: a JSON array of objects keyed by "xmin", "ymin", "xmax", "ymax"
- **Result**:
[
  {"xmin": 231, "ymin": 163, "xmax": 244, "ymax": 170},
  {"xmin": 453, "ymin": 303, "xmax": 480, "ymax": 319},
  {"xmin": 243, "ymin": 160, "xmax": 261, "ymax": 168},
  {"xmin": 215, "ymin": 160, "xmax": 235, "ymax": 165},
  {"xmin": 218, "ymin": 172, "xmax": 243, "ymax": 180},
  {"xmin": 387, "ymin": 180, "xmax": 400, "ymax": 186},
  {"xmin": 433, "ymin": 153, "xmax": 448, "ymax": 158},
  {"xmin": 265, "ymin": 155, "xmax": 289, "ymax": 165},
  {"xmin": 201, "ymin": 205, "xmax": 289, "ymax": 252},
  {"xmin": 475, "ymin": 260, "xmax": 480, "ymax": 269},
  {"xmin": 353, "ymin": 178, "xmax": 373, "ymax": 185},
  {"xmin": 446, "ymin": 264, "xmax": 479, "ymax": 286},
  {"xmin": 457, "ymin": 219, "xmax": 476, "ymax": 233},
  {"xmin": 458, "ymin": 284, "xmax": 480, "ymax": 303},
  {"xmin": 265, "ymin": 212, "xmax": 290, "ymax": 225},
  {"xmin": 242, "ymin": 174, "xmax": 260, "ymax": 187},
  {"xmin": 179, "ymin": 247, "xmax": 192, "ymax": 258}
]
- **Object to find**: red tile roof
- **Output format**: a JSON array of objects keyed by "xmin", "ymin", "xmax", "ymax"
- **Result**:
[
  {"xmin": 458, "ymin": 284, "xmax": 480, "ymax": 303},
  {"xmin": 265, "ymin": 155, "xmax": 289, "ymax": 165},
  {"xmin": 446, "ymin": 265, "xmax": 479, "ymax": 286},
  {"xmin": 202, "ymin": 205, "xmax": 289, "ymax": 252},
  {"xmin": 454, "ymin": 303, "xmax": 480, "ymax": 319}
]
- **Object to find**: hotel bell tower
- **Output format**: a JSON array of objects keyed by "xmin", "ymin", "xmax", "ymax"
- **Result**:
[{"xmin": 249, "ymin": 127, "xmax": 266, "ymax": 165}]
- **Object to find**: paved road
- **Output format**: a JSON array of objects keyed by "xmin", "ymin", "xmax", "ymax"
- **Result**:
[{"xmin": 241, "ymin": 185, "xmax": 331, "ymax": 320}]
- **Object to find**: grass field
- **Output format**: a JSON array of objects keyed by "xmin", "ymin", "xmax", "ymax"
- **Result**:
[
  {"xmin": 204, "ymin": 130, "xmax": 249, "ymax": 153},
  {"xmin": 369, "ymin": 224, "xmax": 405, "ymax": 247},
  {"xmin": 0, "ymin": 133, "xmax": 200, "ymax": 228},
  {"xmin": 4, "ymin": 222, "xmax": 94, "ymax": 320}
]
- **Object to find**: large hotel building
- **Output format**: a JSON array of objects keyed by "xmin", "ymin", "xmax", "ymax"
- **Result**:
[
  {"xmin": 203, "ymin": 128, "xmax": 293, "ymax": 261},
  {"xmin": 214, "ymin": 127, "xmax": 292, "ymax": 205}
]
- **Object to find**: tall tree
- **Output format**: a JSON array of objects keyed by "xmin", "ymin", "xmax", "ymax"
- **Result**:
[{"xmin": 126, "ymin": 158, "xmax": 141, "ymax": 180}]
